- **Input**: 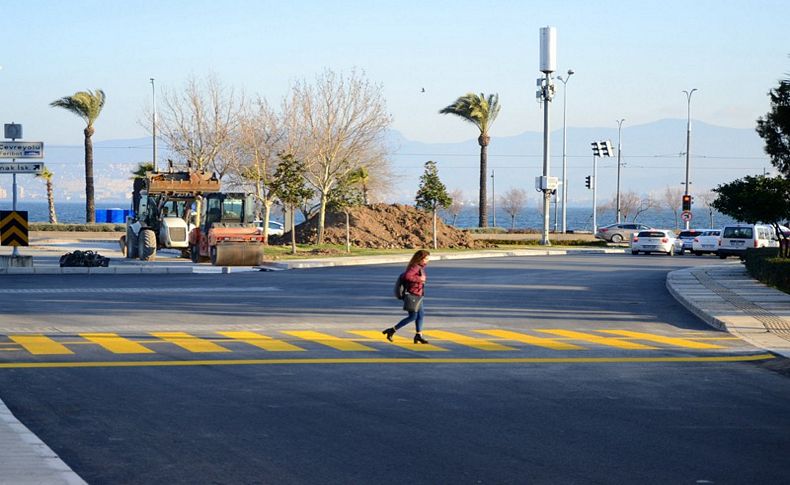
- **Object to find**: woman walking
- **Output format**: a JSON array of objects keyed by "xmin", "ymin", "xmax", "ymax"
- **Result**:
[{"xmin": 383, "ymin": 249, "xmax": 431, "ymax": 344}]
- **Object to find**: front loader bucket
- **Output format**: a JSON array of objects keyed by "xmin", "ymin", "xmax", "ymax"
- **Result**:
[{"xmin": 211, "ymin": 243, "xmax": 264, "ymax": 267}]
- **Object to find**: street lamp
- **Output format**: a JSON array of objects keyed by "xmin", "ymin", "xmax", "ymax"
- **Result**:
[
  {"xmin": 683, "ymin": 88, "xmax": 698, "ymax": 230},
  {"xmin": 557, "ymin": 69, "xmax": 574, "ymax": 233},
  {"xmin": 615, "ymin": 118, "xmax": 625, "ymax": 223}
]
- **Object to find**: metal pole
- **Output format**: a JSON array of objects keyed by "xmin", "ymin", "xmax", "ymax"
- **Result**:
[
  {"xmin": 541, "ymin": 72, "xmax": 552, "ymax": 246},
  {"xmin": 592, "ymin": 154, "xmax": 598, "ymax": 234},
  {"xmin": 616, "ymin": 119, "xmax": 625, "ymax": 224},
  {"xmin": 151, "ymin": 78, "xmax": 157, "ymax": 172},
  {"xmin": 683, "ymin": 89, "xmax": 697, "ymax": 230},
  {"xmin": 10, "ymin": 131, "xmax": 19, "ymax": 257},
  {"xmin": 558, "ymin": 70, "xmax": 574, "ymax": 233},
  {"xmin": 491, "ymin": 169, "xmax": 496, "ymax": 227}
]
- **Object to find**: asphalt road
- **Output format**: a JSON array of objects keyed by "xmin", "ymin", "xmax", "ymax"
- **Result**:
[{"xmin": 1, "ymin": 254, "xmax": 789, "ymax": 484}]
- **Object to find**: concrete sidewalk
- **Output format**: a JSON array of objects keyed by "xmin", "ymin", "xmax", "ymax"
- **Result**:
[{"xmin": 667, "ymin": 263, "xmax": 790, "ymax": 358}]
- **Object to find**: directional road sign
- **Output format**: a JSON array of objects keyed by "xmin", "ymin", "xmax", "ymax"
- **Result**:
[
  {"xmin": 0, "ymin": 162, "xmax": 45, "ymax": 174},
  {"xmin": 0, "ymin": 141, "xmax": 44, "ymax": 159}
]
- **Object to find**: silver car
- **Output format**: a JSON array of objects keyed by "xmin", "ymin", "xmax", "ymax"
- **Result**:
[
  {"xmin": 631, "ymin": 230, "xmax": 677, "ymax": 255},
  {"xmin": 595, "ymin": 223, "xmax": 653, "ymax": 243}
]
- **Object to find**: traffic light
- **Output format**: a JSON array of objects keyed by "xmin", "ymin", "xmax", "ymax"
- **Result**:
[
  {"xmin": 682, "ymin": 194, "xmax": 692, "ymax": 211},
  {"xmin": 591, "ymin": 140, "xmax": 614, "ymax": 157},
  {"xmin": 585, "ymin": 175, "xmax": 591, "ymax": 189}
]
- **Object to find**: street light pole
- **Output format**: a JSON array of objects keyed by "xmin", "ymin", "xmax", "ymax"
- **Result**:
[
  {"xmin": 615, "ymin": 118, "xmax": 625, "ymax": 224},
  {"xmin": 683, "ymin": 88, "xmax": 697, "ymax": 230},
  {"xmin": 557, "ymin": 69, "xmax": 574, "ymax": 233},
  {"xmin": 151, "ymin": 78, "xmax": 157, "ymax": 172}
]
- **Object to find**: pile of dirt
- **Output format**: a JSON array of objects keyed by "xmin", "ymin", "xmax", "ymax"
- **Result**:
[{"xmin": 272, "ymin": 203, "xmax": 475, "ymax": 249}]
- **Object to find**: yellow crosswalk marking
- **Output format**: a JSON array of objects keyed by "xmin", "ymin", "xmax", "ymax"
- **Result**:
[
  {"xmin": 597, "ymin": 330, "xmax": 724, "ymax": 349},
  {"xmin": 422, "ymin": 330, "xmax": 517, "ymax": 351},
  {"xmin": 217, "ymin": 331, "xmax": 306, "ymax": 352},
  {"xmin": 282, "ymin": 331, "xmax": 376, "ymax": 351},
  {"xmin": 536, "ymin": 330, "xmax": 658, "ymax": 350},
  {"xmin": 10, "ymin": 335, "xmax": 73, "ymax": 355},
  {"xmin": 475, "ymin": 329, "xmax": 585, "ymax": 350},
  {"xmin": 150, "ymin": 332, "xmax": 230, "ymax": 353},
  {"xmin": 349, "ymin": 331, "xmax": 448, "ymax": 351},
  {"xmin": 80, "ymin": 333, "xmax": 154, "ymax": 354}
]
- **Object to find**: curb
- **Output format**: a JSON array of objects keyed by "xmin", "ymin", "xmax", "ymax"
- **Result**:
[
  {"xmin": 666, "ymin": 265, "xmax": 790, "ymax": 359},
  {"xmin": 1, "ymin": 247, "xmax": 628, "ymax": 274}
]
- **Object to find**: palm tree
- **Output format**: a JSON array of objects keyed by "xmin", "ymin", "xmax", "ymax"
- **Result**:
[
  {"xmin": 35, "ymin": 167, "xmax": 58, "ymax": 224},
  {"xmin": 347, "ymin": 166, "xmax": 371, "ymax": 204},
  {"xmin": 440, "ymin": 93, "xmax": 501, "ymax": 227},
  {"xmin": 50, "ymin": 89, "xmax": 106, "ymax": 223}
]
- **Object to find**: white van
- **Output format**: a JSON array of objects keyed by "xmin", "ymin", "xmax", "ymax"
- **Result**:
[{"xmin": 718, "ymin": 224, "xmax": 779, "ymax": 258}]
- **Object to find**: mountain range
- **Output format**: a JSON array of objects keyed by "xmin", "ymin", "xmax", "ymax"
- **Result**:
[{"xmin": 0, "ymin": 119, "xmax": 771, "ymax": 207}]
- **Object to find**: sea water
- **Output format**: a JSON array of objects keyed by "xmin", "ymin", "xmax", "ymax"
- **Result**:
[{"xmin": 4, "ymin": 201, "xmax": 736, "ymax": 231}]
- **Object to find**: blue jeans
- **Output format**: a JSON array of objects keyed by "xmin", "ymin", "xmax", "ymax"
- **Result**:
[{"xmin": 394, "ymin": 305, "xmax": 424, "ymax": 333}]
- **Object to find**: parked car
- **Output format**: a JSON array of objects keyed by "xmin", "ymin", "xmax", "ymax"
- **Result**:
[
  {"xmin": 631, "ymin": 229, "xmax": 677, "ymax": 255},
  {"xmin": 673, "ymin": 229, "xmax": 704, "ymax": 255},
  {"xmin": 595, "ymin": 223, "xmax": 653, "ymax": 243},
  {"xmin": 255, "ymin": 220, "xmax": 285, "ymax": 236},
  {"xmin": 691, "ymin": 229, "xmax": 721, "ymax": 256},
  {"xmin": 718, "ymin": 224, "xmax": 779, "ymax": 259}
]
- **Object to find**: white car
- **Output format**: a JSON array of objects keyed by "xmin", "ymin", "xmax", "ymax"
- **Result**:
[
  {"xmin": 255, "ymin": 220, "xmax": 285, "ymax": 236},
  {"xmin": 631, "ymin": 229, "xmax": 677, "ymax": 255},
  {"xmin": 691, "ymin": 229, "xmax": 721, "ymax": 256}
]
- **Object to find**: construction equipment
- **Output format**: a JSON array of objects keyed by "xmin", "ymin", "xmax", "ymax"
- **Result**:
[
  {"xmin": 188, "ymin": 192, "xmax": 265, "ymax": 266},
  {"xmin": 123, "ymin": 169, "xmax": 221, "ymax": 261}
]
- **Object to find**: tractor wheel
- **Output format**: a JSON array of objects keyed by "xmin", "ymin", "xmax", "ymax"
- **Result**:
[
  {"xmin": 138, "ymin": 229, "xmax": 157, "ymax": 261},
  {"xmin": 126, "ymin": 227, "xmax": 139, "ymax": 259},
  {"xmin": 190, "ymin": 244, "xmax": 200, "ymax": 264}
]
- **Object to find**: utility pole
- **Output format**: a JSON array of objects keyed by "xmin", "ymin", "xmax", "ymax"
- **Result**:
[
  {"xmin": 616, "ymin": 119, "xmax": 625, "ymax": 224},
  {"xmin": 683, "ymin": 88, "xmax": 697, "ymax": 230},
  {"xmin": 537, "ymin": 26, "xmax": 557, "ymax": 246},
  {"xmin": 557, "ymin": 69, "xmax": 574, "ymax": 233},
  {"xmin": 151, "ymin": 78, "xmax": 157, "ymax": 172},
  {"xmin": 491, "ymin": 169, "xmax": 496, "ymax": 227}
]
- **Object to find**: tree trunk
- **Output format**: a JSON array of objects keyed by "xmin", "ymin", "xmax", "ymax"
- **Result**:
[
  {"xmin": 84, "ymin": 126, "xmax": 95, "ymax": 223},
  {"xmin": 511, "ymin": 214, "xmax": 516, "ymax": 230},
  {"xmin": 432, "ymin": 209, "xmax": 438, "ymax": 249},
  {"xmin": 262, "ymin": 200, "xmax": 273, "ymax": 245},
  {"xmin": 47, "ymin": 180, "xmax": 57, "ymax": 224},
  {"xmin": 317, "ymin": 192, "xmax": 328, "ymax": 244},
  {"xmin": 290, "ymin": 205, "xmax": 297, "ymax": 254},
  {"xmin": 478, "ymin": 135, "xmax": 489, "ymax": 228},
  {"xmin": 345, "ymin": 211, "xmax": 351, "ymax": 253}
]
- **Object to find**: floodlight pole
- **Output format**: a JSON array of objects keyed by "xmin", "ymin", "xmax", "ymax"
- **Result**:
[{"xmin": 683, "ymin": 88, "xmax": 697, "ymax": 230}]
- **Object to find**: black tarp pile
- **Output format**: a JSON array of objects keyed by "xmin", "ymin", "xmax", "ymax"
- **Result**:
[{"xmin": 59, "ymin": 250, "xmax": 110, "ymax": 268}]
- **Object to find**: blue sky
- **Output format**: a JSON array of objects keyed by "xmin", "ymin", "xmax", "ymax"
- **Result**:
[{"xmin": 1, "ymin": 0, "xmax": 788, "ymax": 147}]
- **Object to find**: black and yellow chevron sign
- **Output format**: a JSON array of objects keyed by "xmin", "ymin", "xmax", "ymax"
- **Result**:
[{"xmin": 0, "ymin": 211, "xmax": 29, "ymax": 247}]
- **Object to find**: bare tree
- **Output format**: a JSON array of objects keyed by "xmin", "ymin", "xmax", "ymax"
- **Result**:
[
  {"xmin": 619, "ymin": 191, "xmax": 641, "ymax": 221},
  {"xmin": 154, "ymin": 74, "xmax": 243, "ymax": 177},
  {"xmin": 445, "ymin": 189, "xmax": 465, "ymax": 226},
  {"xmin": 500, "ymin": 188, "xmax": 528, "ymax": 230},
  {"xmin": 289, "ymin": 69, "xmax": 393, "ymax": 243},
  {"xmin": 224, "ymin": 98, "xmax": 285, "ymax": 242},
  {"xmin": 633, "ymin": 193, "xmax": 657, "ymax": 222},
  {"xmin": 661, "ymin": 186, "xmax": 685, "ymax": 229},
  {"xmin": 696, "ymin": 189, "xmax": 718, "ymax": 228}
]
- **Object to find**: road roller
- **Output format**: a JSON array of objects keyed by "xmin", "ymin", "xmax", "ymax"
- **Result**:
[{"xmin": 188, "ymin": 192, "xmax": 265, "ymax": 266}]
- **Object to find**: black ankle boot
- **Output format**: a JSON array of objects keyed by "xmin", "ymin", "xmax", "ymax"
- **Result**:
[
  {"xmin": 382, "ymin": 328, "xmax": 396, "ymax": 342},
  {"xmin": 414, "ymin": 334, "xmax": 429, "ymax": 344}
]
